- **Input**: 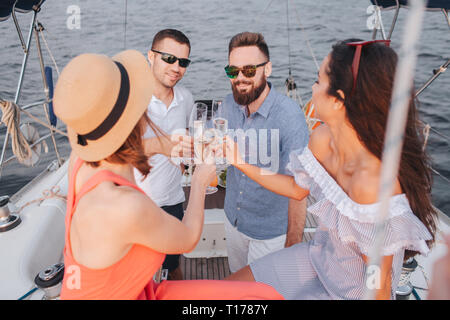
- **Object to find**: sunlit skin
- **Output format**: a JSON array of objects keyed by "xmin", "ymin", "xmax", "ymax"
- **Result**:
[
  {"xmin": 147, "ymin": 38, "xmax": 190, "ymax": 107},
  {"xmin": 67, "ymin": 146, "xmax": 216, "ymax": 270},
  {"xmin": 224, "ymin": 54, "xmax": 401, "ymax": 300}
]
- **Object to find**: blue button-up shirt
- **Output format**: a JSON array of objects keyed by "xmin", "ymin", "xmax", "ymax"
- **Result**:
[{"xmin": 223, "ymin": 83, "xmax": 309, "ymax": 240}]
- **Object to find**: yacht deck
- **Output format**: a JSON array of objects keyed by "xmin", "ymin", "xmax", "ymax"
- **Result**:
[{"xmin": 180, "ymin": 208, "xmax": 319, "ymax": 280}]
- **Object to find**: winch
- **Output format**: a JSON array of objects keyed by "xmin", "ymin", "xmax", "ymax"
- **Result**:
[
  {"xmin": 0, "ymin": 195, "xmax": 21, "ymax": 233},
  {"xmin": 34, "ymin": 263, "xmax": 65, "ymax": 300}
]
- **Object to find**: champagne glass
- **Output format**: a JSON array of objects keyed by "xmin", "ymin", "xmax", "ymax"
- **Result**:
[
  {"xmin": 212, "ymin": 100, "xmax": 228, "ymax": 140},
  {"xmin": 182, "ymin": 103, "xmax": 203, "ymax": 186},
  {"xmin": 189, "ymin": 102, "xmax": 218, "ymax": 195},
  {"xmin": 212, "ymin": 100, "xmax": 229, "ymax": 170}
]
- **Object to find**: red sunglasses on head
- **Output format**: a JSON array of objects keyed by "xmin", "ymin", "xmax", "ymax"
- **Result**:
[{"xmin": 346, "ymin": 40, "xmax": 391, "ymax": 94}]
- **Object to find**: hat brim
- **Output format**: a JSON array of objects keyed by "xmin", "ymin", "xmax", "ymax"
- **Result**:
[{"xmin": 67, "ymin": 50, "xmax": 153, "ymax": 162}]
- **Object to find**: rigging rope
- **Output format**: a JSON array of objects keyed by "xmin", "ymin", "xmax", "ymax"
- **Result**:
[
  {"xmin": 431, "ymin": 166, "xmax": 450, "ymax": 184},
  {"xmin": 124, "ymin": 0, "xmax": 128, "ymax": 49},
  {"xmin": 0, "ymin": 100, "xmax": 33, "ymax": 165},
  {"xmin": 40, "ymin": 26, "xmax": 60, "ymax": 76},
  {"xmin": 290, "ymin": 0, "xmax": 320, "ymax": 71},
  {"xmin": 0, "ymin": 100, "xmax": 67, "ymax": 166},
  {"xmin": 286, "ymin": 0, "xmax": 292, "ymax": 75},
  {"xmin": 17, "ymin": 185, "xmax": 66, "ymax": 214},
  {"xmin": 429, "ymin": 125, "xmax": 450, "ymax": 143},
  {"xmin": 250, "ymin": 0, "xmax": 277, "ymax": 27},
  {"xmin": 420, "ymin": 122, "xmax": 450, "ymax": 184},
  {"xmin": 204, "ymin": 0, "xmax": 277, "ymax": 98}
]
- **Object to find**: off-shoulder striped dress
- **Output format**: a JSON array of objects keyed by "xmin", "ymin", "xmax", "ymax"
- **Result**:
[{"xmin": 250, "ymin": 146, "xmax": 432, "ymax": 300}]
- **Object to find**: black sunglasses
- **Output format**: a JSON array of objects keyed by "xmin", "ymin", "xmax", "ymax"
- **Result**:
[
  {"xmin": 151, "ymin": 49, "xmax": 191, "ymax": 68},
  {"xmin": 224, "ymin": 62, "xmax": 268, "ymax": 79}
]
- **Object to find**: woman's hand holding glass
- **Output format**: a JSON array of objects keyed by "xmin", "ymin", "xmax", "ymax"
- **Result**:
[
  {"xmin": 186, "ymin": 102, "xmax": 220, "ymax": 194},
  {"xmin": 191, "ymin": 148, "xmax": 217, "ymax": 191},
  {"xmin": 223, "ymin": 135, "xmax": 244, "ymax": 167}
]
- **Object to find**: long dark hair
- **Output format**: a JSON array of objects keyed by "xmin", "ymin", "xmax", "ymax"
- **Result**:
[{"xmin": 327, "ymin": 39, "xmax": 437, "ymax": 259}]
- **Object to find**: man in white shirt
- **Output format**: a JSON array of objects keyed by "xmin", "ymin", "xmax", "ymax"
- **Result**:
[{"xmin": 135, "ymin": 29, "xmax": 194, "ymax": 280}]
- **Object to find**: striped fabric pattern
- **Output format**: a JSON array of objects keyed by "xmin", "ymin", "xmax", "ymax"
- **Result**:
[{"xmin": 250, "ymin": 146, "xmax": 432, "ymax": 300}]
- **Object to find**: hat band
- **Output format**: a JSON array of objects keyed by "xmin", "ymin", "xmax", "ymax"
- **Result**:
[{"xmin": 77, "ymin": 61, "xmax": 130, "ymax": 147}]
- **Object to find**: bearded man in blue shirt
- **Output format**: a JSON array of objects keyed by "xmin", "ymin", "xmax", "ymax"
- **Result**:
[{"xmin": 221, "ymin": 32, "xmax": 310, "ymax": 273}]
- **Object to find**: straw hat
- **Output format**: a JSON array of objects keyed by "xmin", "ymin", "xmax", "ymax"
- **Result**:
[{"xmin": 53, "ymin": 50, "xmax": 153, "ymax": 162}]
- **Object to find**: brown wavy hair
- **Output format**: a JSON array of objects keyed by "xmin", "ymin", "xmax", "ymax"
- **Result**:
[
  {"xmin": 87, "ymin": 113, "xmax": 163, "ymax": 178},
  {"xmin": 327, "ymin": 39, "xmax": 437, "ymax": 259},
  {"xmin": 228, "ymin": 32, "xmax": 270, "ymax": 60}
]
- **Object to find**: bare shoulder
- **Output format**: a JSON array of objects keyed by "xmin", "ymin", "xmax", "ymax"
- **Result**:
[
  {"xmin": 349, "ymin": 170, "xmax": 380, "ymax": 205},
  {"xmin": 107, "ymin": 186, "xmax": 156, "ymax": 224},
  {"xmin": 308, "ymin": 124, "xmax": 331, "ymax": 161},
  {"xmin": 82, "ymin": 184, "xmax": 156, "ymax": 236},
  {"xmin": 349, "ymin": 160, "xmax": 402, "ymax": 205},
  {"xmin": 68, "ymin": 152, "xmax": 77, "ymax": 178}
]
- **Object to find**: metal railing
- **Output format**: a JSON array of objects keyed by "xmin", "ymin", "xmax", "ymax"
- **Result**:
[{"xmin": 0, "ymin": 1, "xmax": 65, "ymax": 182}]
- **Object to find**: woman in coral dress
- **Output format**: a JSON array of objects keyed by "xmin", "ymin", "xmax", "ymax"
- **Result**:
[{"xmin": 53, "ymin": 49, "xmax": 283, "ymax": 300}]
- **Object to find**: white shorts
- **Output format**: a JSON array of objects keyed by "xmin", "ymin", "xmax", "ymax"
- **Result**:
[{"xmin": 224, "ymin": 217, "xmax": 286, "ymax": 273}]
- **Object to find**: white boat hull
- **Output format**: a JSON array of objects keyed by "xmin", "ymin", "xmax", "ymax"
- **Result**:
[
  {"xmin": 0, "ymin": 160, "xmax": 68, "ymax": 300},
  {"xmin": 0, "ymin": 160, "xmax": 448, "ymax": 300}
]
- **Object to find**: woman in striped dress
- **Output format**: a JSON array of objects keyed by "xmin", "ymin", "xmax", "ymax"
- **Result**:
[{"xmin": 223, "ymin": 39, "xmax": 437, "ymax": 300}]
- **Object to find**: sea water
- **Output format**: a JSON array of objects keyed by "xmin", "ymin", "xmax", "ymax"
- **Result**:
[{"xmin": 0, "ymin": 0, "xmax": 449, "ymax": 215}]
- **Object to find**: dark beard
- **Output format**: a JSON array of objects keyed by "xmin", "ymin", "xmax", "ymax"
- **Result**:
[{"xmin": 232, "ymin": 78, "xmax": 267, "ymax": 106}]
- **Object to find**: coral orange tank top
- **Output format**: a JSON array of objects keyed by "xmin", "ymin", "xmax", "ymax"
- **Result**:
[
  {"xmin": 60, "ymin": 158, "xmax": 165, "ymax": 300},
  {"xmin": 61, "ymin": 158, "xmax": 284, "ymax": 300}
]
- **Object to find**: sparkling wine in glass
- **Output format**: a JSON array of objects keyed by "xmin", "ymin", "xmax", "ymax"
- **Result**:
[
  {"xmin": 212, "ymin": 100, "xmax": 228, "ymax": 169},
  {"xmin": 189, "ymin": 102, "xmax": 218, "ymax": 195}
]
